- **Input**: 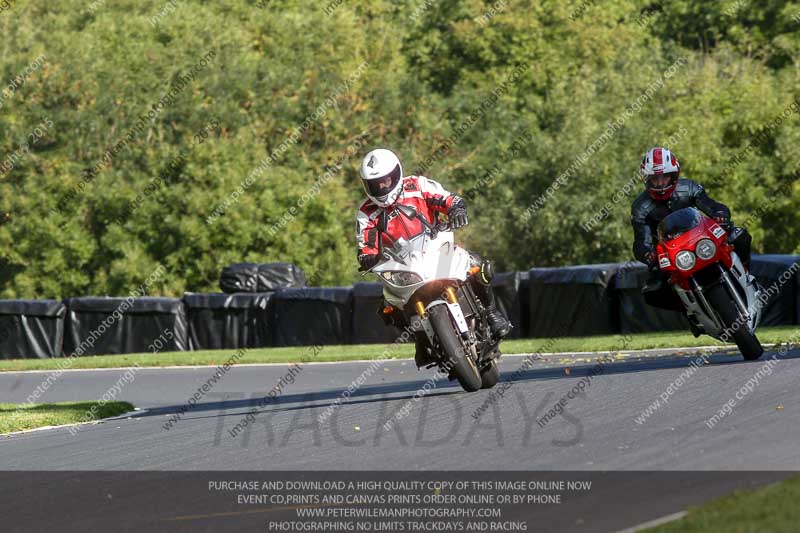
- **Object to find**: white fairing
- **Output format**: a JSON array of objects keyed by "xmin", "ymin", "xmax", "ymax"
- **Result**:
[
  {"xmin": 373, "ymin": 230, "xmax": 471, "ymax": 308},
  {"xmin": 674, "ymin": 252, "xmax": 763, "ymax": 339},
  {"xmin": 371, "ymin": 229, "xmax": 472, "ymax": 349}
]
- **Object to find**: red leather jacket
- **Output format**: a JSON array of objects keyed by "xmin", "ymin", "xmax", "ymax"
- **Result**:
[{"xmin": 356, "ymin": 175, "xmax": 459, "ymax": 266}]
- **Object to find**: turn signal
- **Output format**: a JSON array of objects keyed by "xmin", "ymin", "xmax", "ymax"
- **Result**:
[
  {"xmin": 469, "ymin": 266, "xmax": 481, "ymax": 275},
  {"xmin": 382, "ymin": 306, "xmax": 394, "ymax": 315}
]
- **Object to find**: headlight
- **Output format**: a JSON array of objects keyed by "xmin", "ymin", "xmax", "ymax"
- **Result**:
[
  {"xmin": 695, "ymin": 238, "xmax": 717, "ymax": 260},
  {"xmin": 675, "ymin": 250, "xmax": 696, "ymax": 271},
  {"xmin": 383, "ymin": 271, "xmax": 422, "ymax": 286}
]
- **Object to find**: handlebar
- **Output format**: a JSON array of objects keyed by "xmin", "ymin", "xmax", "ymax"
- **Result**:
[
  {"xmin": 433, "ymin": 221, "xmax": 451, "ymax": 233},
  {"xmin": 360, "ymin": 213, "xmax": 454, "ymax": 276},
  {"xmin": 420, "ymin": 217, "xmax": 451, "ymax": 239}
]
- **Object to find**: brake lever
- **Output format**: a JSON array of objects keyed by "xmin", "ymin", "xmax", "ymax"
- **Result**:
[{"xmin": 359, "ymin": 253, "xmax": 388, "ymax": 276}]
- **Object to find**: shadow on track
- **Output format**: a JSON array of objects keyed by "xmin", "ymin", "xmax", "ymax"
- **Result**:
[
  {"xmin": 136, "ymin": 378, "xmax": 465, "ymax": 419},
  {"xmin": 132, "ymin": 348, "xmax": 800, "ymax": 421}
]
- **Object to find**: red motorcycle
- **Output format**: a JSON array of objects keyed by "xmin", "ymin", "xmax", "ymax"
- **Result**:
[{"xmin": 656, "ymin": 207, "xmax": 764, "ymax": 360}]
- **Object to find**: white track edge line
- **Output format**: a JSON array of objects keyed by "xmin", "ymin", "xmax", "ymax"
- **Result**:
[
  {"xmin": 0, "ymin": 343, "xmax": 780, "ymax": 375},
  {"xmin": 616, "ymin": 511, "xmax": 688, "ymax": 533}
]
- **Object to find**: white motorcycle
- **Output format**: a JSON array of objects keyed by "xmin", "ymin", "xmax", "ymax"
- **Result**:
[{"xmin": 364, "ymin": 204, "xmax": 501, "ymax": 392}]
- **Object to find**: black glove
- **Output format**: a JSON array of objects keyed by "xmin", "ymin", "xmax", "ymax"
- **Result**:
[
  {"xmin": 449, "ymin": 208, "xmax": 468, "ymax": 229},
  {"xmin": 358, "ymin": 253, "xmax": 381, "ymax": 272},
  {"xmin": 714, "ymin": 212, "xmax": 732, "ymax": 232},
  {"xmin": 448, "ymin": 196, "xmax": 468, "ymax": 229},
  {"xmin": 644, "ymin": 251, "xmax": 659, "ymax": 271}
]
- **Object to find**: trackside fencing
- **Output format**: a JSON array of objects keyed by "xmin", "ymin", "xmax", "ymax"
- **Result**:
[{"xmin": 0, "ymin": 255, "xmax": 798, "ymax": 358}]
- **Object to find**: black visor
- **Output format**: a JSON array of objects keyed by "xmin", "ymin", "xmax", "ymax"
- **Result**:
[{"xmin": 364, "ymin": 164, "xmax": 402, "ymax": 199}]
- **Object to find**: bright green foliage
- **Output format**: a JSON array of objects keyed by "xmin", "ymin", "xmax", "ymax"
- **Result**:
[
  {"xmin": 0, "ymin": 401, "xmax": 134, "ymax": 433},
  {"xmin": 0, "ymin": 0, "xmax": 798, "ymax": 298},
  {"xmin": 646, "ymin": 474, "xmax": 800, "ymax": 532},
  {"xmin": 1, "ymin": 325, "xmax": 798, "ymax": 372}
]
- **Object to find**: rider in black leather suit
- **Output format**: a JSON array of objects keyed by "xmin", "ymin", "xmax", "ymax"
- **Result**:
[{"xmin": 631, "ymin": 147, "xmax": 752, "ymax": 312}]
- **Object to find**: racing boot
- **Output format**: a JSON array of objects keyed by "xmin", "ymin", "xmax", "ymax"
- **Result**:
[
  {"xmin": 687, "ymin": 314, "xmax": 702, "ymax": 338},
  {"xmin": 485, "ymin": 305, "xmax": 512, "ymax": 339},
  {"xmin": 414, "ymin": 334, "xmax": 437, "ymax": 368},
  {"xmin": 470, "ymin": 275, "xmax": 512, "ymax": 339}
]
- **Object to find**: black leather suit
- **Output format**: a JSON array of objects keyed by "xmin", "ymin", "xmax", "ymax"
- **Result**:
[
  {"xmin": 630, "ymin": 178, "xmax": 752, "ymax": 311},
  {"xmin": 631, "ymin": 178, "xmax": 750, "ymax": 268}
]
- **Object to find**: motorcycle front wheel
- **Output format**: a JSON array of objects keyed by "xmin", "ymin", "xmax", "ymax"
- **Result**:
[
  {"xmin": 705, "ymin": 283, "xmax": 764, "ymax": 361},
  {"xmin": 428, "ymin": 304, "xmax": 482, "ymax": 392}
]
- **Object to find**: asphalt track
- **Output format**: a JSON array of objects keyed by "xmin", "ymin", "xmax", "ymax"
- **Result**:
[{"xmin": 2, "ymin": 345, "xmax": 800, "ymax": 531}]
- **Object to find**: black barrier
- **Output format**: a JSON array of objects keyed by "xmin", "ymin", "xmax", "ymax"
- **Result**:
[
  {"xmin": 220, "ymin": 262, "xmax": 306, "ymax": 293},
  {"xmin": 271, "ymin": 287, "xmax": 353, "ymax": 347},
  {"xmin": 0, "ymin": 300, "xmax": 66, "ymax": 359},
  {"xmin": 184, "ymin": 292, "xmax": 272, "ymax": 350},
  {"xmin": 350, "ymin": 283, "xmax": 402, "ymax": 344},
  {"xmin": 615, "ymin": 255, "xmax": 800, "ymax": 332},
  {"xmin": 492, "ymin": 271, "xmax": 528, "ymax": 339},
  {"xmin": 750, "ymin": 255, "xmax": 799, "ymax": 326},
  {"xmin": 63, "ymin": 297, "xmax": 188, "ymax": 356},
  {"xmin": 528, "ymin": 263, "xmax": 621, "ymax": 337},
  {"xmin": 615, "ymin": 263, "xmax": 689, "ymax": 334},
  {"xmin": 518, "ymin": 272, "xmax": 530, "ymax": 337},
  {"xmin": 6, "ymin": 256, "xmax": 798, "ymax": 358}
]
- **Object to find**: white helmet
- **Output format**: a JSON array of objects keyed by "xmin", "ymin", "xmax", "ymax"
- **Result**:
[
  {"xmin": 360, "ymin": 148, "xmax": 404, "ymax": 207},
  {"xmin": 640, "ymin": 146, "xmax": 680, "ymax": 200}
]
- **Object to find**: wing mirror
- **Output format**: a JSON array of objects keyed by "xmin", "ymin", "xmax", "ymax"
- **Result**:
[{"xmin": 395, "ymin": 204, "xmax": 417, "ymax": 220}]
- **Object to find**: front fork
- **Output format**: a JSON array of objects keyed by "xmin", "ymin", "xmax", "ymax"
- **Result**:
[
  {"xmin": 720, "ymin": 270, "xmax": 750, "ymax": 320},
  {"xmin": 688, "ymin": 263, "xmax": 752, "ymax": 334},
  {"xmin": 416, "ymin": 296, "xmax": 470, "ymax": 340},
  {"xmin": 689, "ymin": 278, "xmax": 725, "ymax": 332},
  {"xmin": 413, "ymin": 285, "xmax": 476, "ymax": 364}
]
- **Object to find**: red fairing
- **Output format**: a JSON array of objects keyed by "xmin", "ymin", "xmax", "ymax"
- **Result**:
[
  {"xmin": 657, "ymin": 216, "xmax": 733, "ymax": 290},
  {"xmin": 356, "ymin": 175, "xmax": 456, "ymax": 256}
]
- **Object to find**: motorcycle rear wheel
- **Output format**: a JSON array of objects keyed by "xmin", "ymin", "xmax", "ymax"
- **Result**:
[
  {"xmin": 705, "ymin": 283, "xmax": 764, "ymax": 361},
  {"xmin": 428, "ymin": 304, "xmax": 482, "ymax": 392},
  {"xmin": 480, "ymin": 360, "xmax": 500, "ymax": 389}
]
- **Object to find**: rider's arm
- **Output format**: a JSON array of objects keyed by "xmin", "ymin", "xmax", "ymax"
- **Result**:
[
  {"xmin": 688, "ymin": 179, "xmax": 731, "ymax": 223},
  {"xmin": 417, "ymin": 176, "xmax": 468, "ymax": 227},
  {"xmin": 417, "ymin": 176, "xmax": 459, "ymax": 213},
  {"xmin": 356, "ymin": 208, "xmax": 381, "ymax": 270},
  {"xmin": 631, "ymin": 201, "xmax": 657, "ymax": 268}
]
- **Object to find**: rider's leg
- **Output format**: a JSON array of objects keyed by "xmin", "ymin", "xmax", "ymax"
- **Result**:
[
  {"xmin": 467, "ymin": 252, "xmax": 511, "ymax": 339},
  {"xmin": 378, "ymin": 302, "xmax": 435, "ymax": 368},
  {"xmin": 641, "ymin": 268, "xmax": 700, "ymax": 334},
  {"xmin": 413, "ymin": 331, "xmax": 436, "ymax": 368},
  {"xmin": 642, "ymin": 269, "xmax": 684, "ymax": 311}
]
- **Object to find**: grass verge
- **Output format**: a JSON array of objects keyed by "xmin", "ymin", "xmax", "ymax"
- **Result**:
[
  {"xmin": 0, "ymin": 401, "xmax": 135, "ymax": 434},
  {"xmin": 0, "ymin": 326, "xmax": 797, "ymax": 372},
  {"xmin": 645, "ymin": 475, "xmax": 800, "ymax": 532}
]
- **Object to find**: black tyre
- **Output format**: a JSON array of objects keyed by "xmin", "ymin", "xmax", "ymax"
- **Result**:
[
  {"xmin": 705, "ymin": 283, "xmax": 764, "ymax": 360},
  {"xmin": 428, "ymin": 304, "xmax": 482, "ymax": 392},
  {"xmin": 480, "ymin": 360, "xmax": 500, "ymax": 389}
]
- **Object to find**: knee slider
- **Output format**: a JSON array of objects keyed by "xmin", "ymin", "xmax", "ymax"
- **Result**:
[{"xmin": 478, "ymin": 259, "xmax": 494, "ymax": 286}]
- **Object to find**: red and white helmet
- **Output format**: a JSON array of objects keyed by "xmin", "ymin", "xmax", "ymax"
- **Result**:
[
  {"xmin": 640, "ymin": 147, "xmax": 680, "ymax": 200},
  {"xmin": 360, "ymin": 148, "xmax": 404, "ymax": 207}
]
